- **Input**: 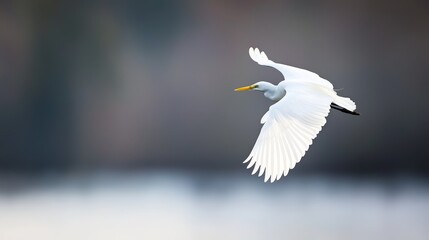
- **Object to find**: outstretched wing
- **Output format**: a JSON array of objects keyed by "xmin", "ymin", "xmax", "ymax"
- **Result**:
[
  {"xmin": 249, "ymin": 47, "xmax": 334, "ymax": 89},
  {"xmin": 243, "ymin": 81, "xmax": 334, "ymax": 182}
]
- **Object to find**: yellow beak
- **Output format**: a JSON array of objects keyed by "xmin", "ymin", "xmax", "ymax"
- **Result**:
[{"xmin": 234, "ymin": 85, "xmax": 256, "ymax": 91}]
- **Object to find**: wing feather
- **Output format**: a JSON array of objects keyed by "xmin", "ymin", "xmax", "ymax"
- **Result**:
[
  {"xmin": 244, "ymin": 82, "xmax": 334, "ymax": 182},
  {"xmin": 258, "ymin": 141, "xmax": 266, "ymax": 177},
  {"xmin": 280, "ymin": 133, "xmax": 292, "ymax": 172},
  {"xmin": 275, "ymin": 138, "xmax": 283, "ymax": 180}
]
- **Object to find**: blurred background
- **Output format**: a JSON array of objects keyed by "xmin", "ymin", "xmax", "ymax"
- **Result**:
[{"xmin": 0, "ymin": 0, "xmax": 428, "ymax": 239}]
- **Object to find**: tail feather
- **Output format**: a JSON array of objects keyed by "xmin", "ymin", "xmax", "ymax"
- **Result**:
[
  {"xmin": 331, "ymin": 103, "xmax": 360, "ymax": 115},
  {"xmin": 333, "ymin": 96, "xmax": 356, "ymax": 112}
]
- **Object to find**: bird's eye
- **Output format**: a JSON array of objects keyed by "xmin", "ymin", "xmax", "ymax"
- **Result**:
[{"xmin": 254, "ymin": 85, "xmax": 258, "ymax": 88}]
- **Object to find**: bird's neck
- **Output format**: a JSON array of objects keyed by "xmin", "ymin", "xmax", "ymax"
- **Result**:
[{"xmin": 264, "ymin": 84, "xmax": 286, "ymax": 101}]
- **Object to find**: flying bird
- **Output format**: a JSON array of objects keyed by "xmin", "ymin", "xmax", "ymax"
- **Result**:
[{"xmin": 235, "ymin": 47, "xmax": 359, "ymax": 183}]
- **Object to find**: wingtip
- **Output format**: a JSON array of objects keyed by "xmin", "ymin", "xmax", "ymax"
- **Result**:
[
  {"xmin": 249, "ymin": 47, "xmax": 256, "ymax": 59},
  {"xmin": 260, "ymin": 51, "xmax": 267, "ymax": 59},
  {"xmin": 258, "ymin": 168, "xmax": 264, "ymax": 177},
  {"xmin": 264, "ymin": 173, "xmax": 270, "ymax": 182},
  {"xmin": 248, "ymin": 46, "xmax": 271, "ymax": 64},
  {"xmin": 283, "ymin": 169, "xmax": 289, "ymax": 177},
  {"xmin": 251, "ymin": 166, "xmax": 259, "ymax": 175}
]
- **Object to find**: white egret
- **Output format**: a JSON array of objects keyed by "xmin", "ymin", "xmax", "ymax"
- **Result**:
[{"xmin": 235, "ymin": 47, "xmax": 359, "ymax": 183}]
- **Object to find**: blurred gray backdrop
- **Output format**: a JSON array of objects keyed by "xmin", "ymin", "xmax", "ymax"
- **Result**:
[
  {"xmin": 0, "ymin": 1, "xmax": 428, "ymax": 240},
  {"xmin": 1, "ymin": 0, "xmax": 429, "ymax": 174}
]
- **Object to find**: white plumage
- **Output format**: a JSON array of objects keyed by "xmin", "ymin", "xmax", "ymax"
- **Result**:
[{"xmin": 236, "ymin": 47, "xmax": 357, "ymax": 182}]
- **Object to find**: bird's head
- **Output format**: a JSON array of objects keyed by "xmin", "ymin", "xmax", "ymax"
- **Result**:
[{"xmin": 234, "ymin": 81, "xmax": 273, "ymax": 92}]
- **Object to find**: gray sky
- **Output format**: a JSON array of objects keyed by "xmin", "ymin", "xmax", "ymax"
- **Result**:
[{"xmin": 0, "ymin": 0, "xmax": 428, "ymax": 175}]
